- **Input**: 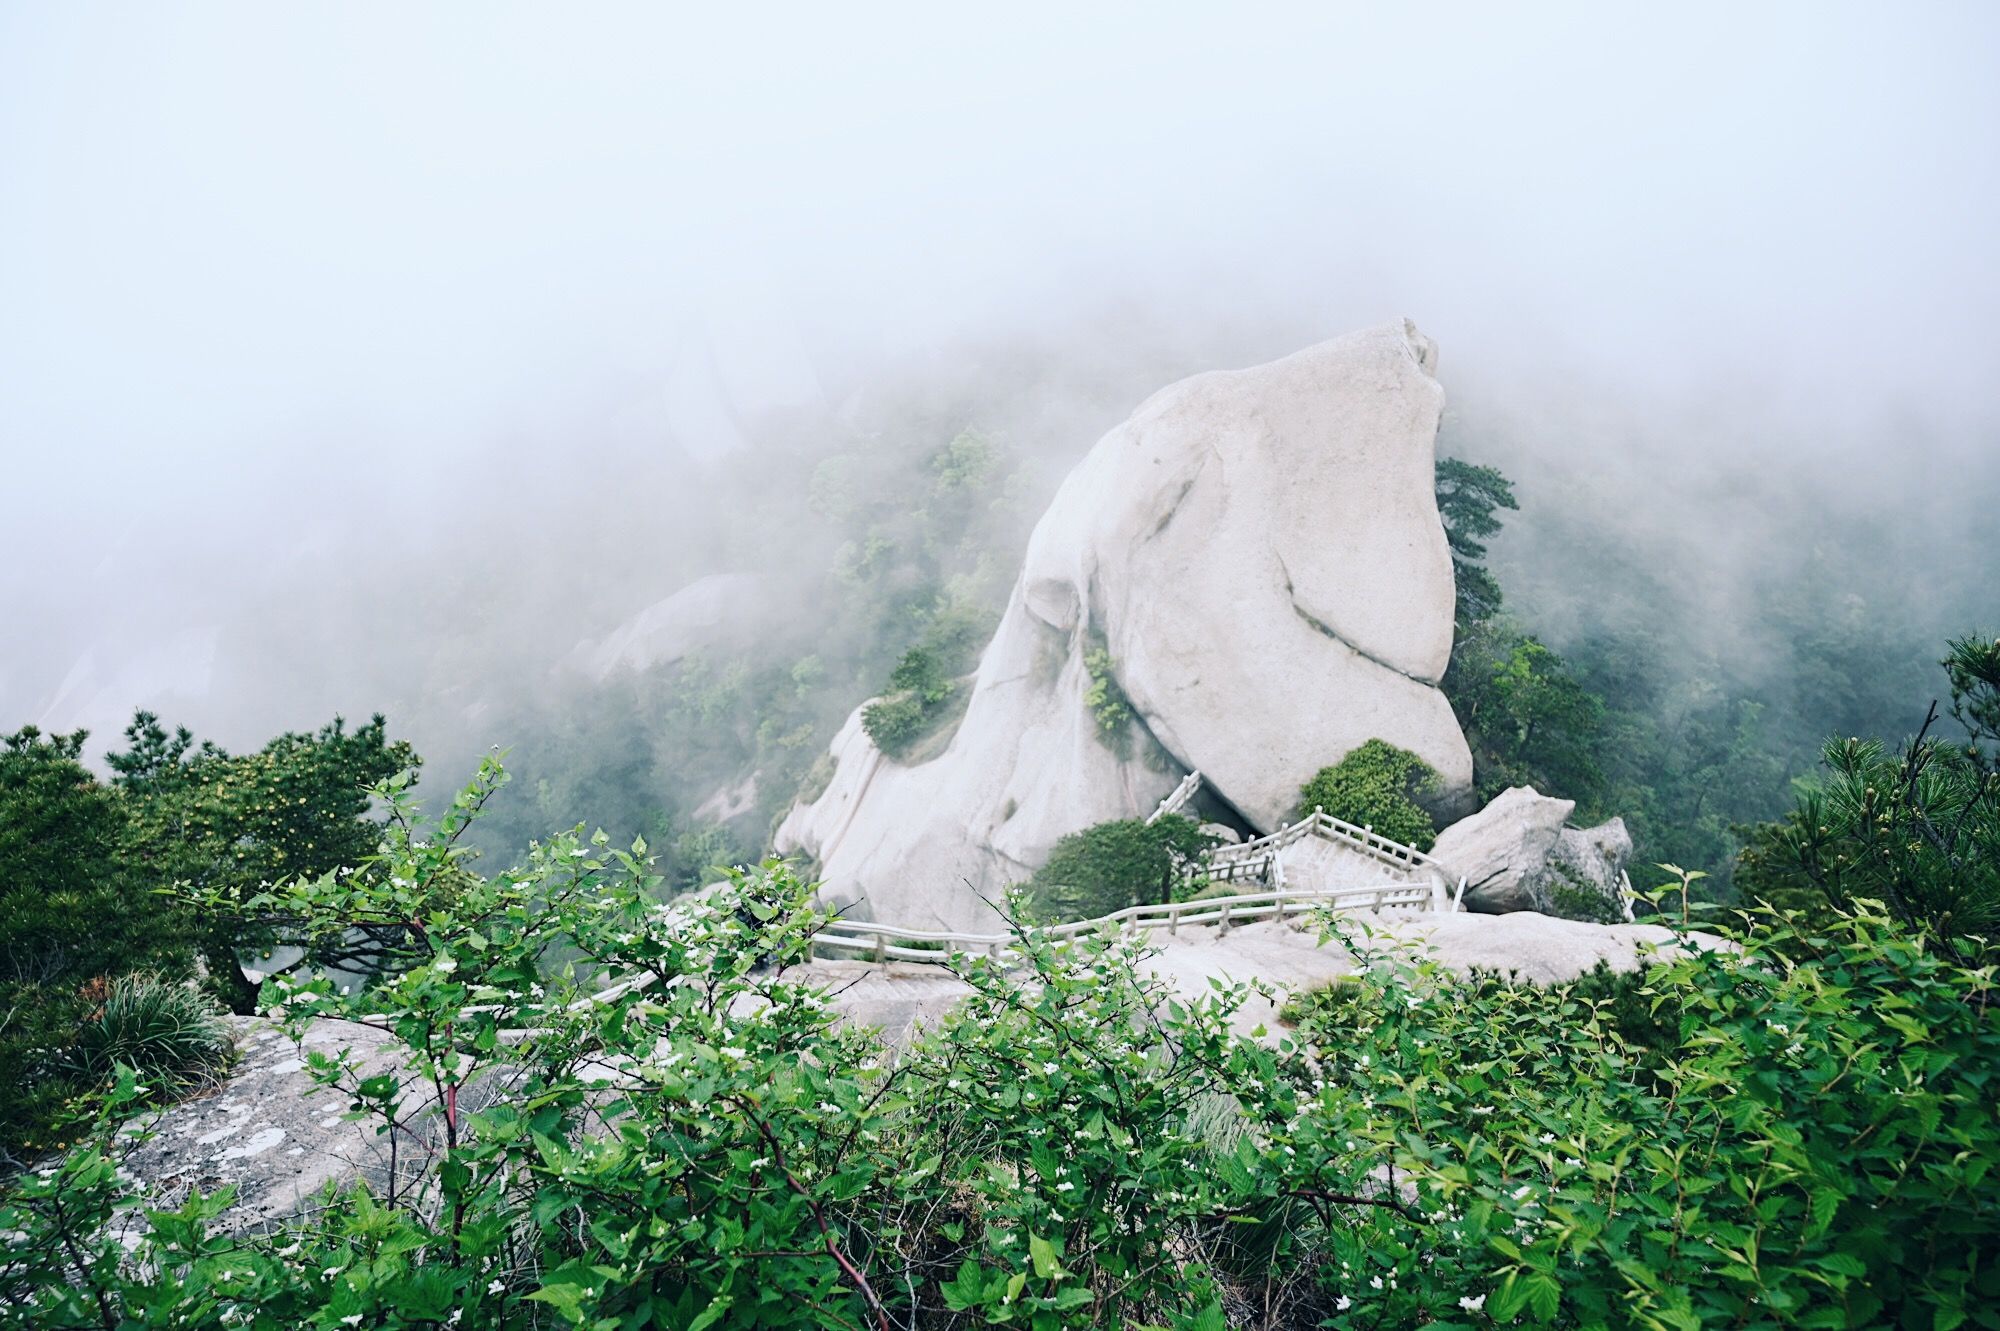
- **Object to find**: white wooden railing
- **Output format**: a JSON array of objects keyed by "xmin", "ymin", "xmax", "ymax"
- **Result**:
[
  {"xmin": 1145, "ymin": 770, "xmax": 1204, "ymax": 825},
  {"xmin": 802, "ymin": 781, "xmax": 1472, "ymax": 966},
  {"xmin": 809, "ymin": 880, "xmax": 1447, "ymax": 965},
  {"xmin": 1201, "ymin": 806, "xmax": 1450, "ymax": 888}
]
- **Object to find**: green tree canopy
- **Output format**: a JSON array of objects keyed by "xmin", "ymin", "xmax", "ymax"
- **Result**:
[
  {"xmin": 1434, "ymin": 456, "xmax": 1518, "ymax": 630},
  {"xmin": 1739, "ymin": 632, "xmax": 2000, "ymax": 957},
  {"xmin": 1025, "ymin": 814, "xmax": 1216, "ymax": 921},
  {"xmin": 109, "ymin": 710, "xmax": 418, "ymax": 1012},
  {"xmin": 0, "ymin": 726, "xmax": 187, "ymax": 1153}
]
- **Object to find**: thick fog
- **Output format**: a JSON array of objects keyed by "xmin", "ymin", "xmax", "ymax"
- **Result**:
[{"xmin": 3, "ymin": 3, "xmax": 1997, "ymax": 779}]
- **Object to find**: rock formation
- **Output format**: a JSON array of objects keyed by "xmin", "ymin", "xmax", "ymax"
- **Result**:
[
  {"xmin": 568, "ymin": 572, "xmax": 770, "ymax": 681},
  {"xmin": 778, "ymin": 321, "xmax": 1474, "ymax": 929},
  {"xmin": 1427, "ymin": 785, "xmax": 1634, "ymax": 919}
]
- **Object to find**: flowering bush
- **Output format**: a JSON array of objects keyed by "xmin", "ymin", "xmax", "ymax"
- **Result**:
[{"xmin": 2, "ymin": 763, "xmax": 1995, "ymax": 1329}]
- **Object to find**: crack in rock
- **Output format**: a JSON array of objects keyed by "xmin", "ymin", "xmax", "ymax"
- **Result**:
[{"xmin": 1274, "ymin": 550, "xmax": 1435, "ymax": 687}]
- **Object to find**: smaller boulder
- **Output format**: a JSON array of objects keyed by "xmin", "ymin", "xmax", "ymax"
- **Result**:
[{"xmin": 1431, "ymin": 786, "xmax": 1632, "ymax": 920}]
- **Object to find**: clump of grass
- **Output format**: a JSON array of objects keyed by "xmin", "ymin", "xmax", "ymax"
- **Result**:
[{"xmin": 67, "ymin": 973, "xmax": 234, "ymax": 1095}]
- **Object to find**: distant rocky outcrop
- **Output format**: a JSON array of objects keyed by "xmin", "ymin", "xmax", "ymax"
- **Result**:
[
  {"xmin": 568, "ymin": 573, "xmax": 769, "ymax": 681},
  {"xmin": 778, "ymin": 321, "xmax": 1474, "ymax": 929},
  {"xmin": 1428, "ymin": 785, "xmax": 1634, "ymax": 919}
]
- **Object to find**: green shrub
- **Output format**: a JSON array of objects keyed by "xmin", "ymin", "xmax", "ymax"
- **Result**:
[
  {"xmin": 1285, "ymin": 905, "xmax": 2000, "ymax": 1327},
  {"xmin": 7, "ymin": 768, "xmax": 1995, "ymax": 1331},
  {"xmin": 65, "ymin": 974, "xmax": 232, "ymax": 1094},
  {"xmin": 1024, "ymin": 814, "xmax": 1217, "ymax": 920},
  {"xmin": 1737, "ymin": 633, "xmax": 2000, "ymax": 959},
  {"xmin": 1296, "ymin": 738, "xmax": 1440, "ymax": 850},
  {"xmin": 860, "ymin": 691, "xmax": 934, "ymax": 756},
  {"xmin": 862, "ymin": 638, "xmax": 977, "ymax": 760},
  {"xmin": 0, "ymin": 725, "xmax": 193, "ymax": 1153},
  {"xmin": 663, "ymin": 822, "xmax": 742, "ymax": 894},
  {"xmin": 1276, "ymin": 973, "xmax": 1366, "ymax": 1028}
]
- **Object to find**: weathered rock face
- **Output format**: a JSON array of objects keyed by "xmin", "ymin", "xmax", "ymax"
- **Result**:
[
  {"xmin": 1429, "ymin": 785, "xmax": 1633, "ymax": 919},
  {"xmin": 778, "ymin": 321, "xmax": 1474, "ymax": 929},
  {"xmin": 118, "ymin": 1018, "xmax": 404, "ymax": 1236}
]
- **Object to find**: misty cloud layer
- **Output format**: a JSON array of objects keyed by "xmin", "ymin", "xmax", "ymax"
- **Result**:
[{"xmin": 3, "ymin": 3, "xmax": 1996, "ymax": 771}]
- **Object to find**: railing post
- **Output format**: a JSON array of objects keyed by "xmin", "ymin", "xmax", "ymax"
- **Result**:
[
  {"xmin": 873, "ymin": 935, "xmax": 886, "ymax": 964},
  {"xmin": 1218, "ymin": 900, "xmax": 1231, "ymax": 935}
]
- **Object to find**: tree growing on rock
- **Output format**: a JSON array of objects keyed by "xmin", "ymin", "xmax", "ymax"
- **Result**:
[{"xmin": 1025, "ymin": 814, "xmax": 1217, "ymax": 921}]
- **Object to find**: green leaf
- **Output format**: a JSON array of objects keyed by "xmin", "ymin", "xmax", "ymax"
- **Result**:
[
  {"xmin": 687, "ymin": 1294, "xmax": 734, "ymax": 1331},
  {"xmin": 1488, "ymin": 1274, "xmax": 1529, "ymax": 1322},
  {"xmin": 1029, "ymin": 1232, "xmax": 1061, "ymax": 1281},
  {"xmin": 1526, "ymin": 1272, "xmax": 1561, "ymax": 1321}
]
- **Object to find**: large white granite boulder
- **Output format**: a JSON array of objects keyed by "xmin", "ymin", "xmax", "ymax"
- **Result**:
[
  {"xmin": 1429, "ymin": 785, "xmax": 1633, "ymax": 919},
  {"xmin": 778, "ymin": 321, "xmax": 1474, "ymax": 929}
]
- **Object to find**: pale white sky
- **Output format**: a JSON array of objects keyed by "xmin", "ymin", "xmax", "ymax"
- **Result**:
[{"xmin": 2, "ymin": 2, "xmax": 1996, "ymax": 744}]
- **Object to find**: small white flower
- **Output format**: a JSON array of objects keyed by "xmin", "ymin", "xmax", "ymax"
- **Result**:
[
  {"xmin": 1041, "ymin": 1062, "xmax": 1058, "ymax": 1074},
  {"xmin": 446, "ymin": 1312, "xmax": 463, "ymax": 1327},
  {"xmin": 1470, "ymin": 1105, "xmax": 1494, "ymax": 1115},
  {"xmin": 1056, "ymin": 1181, "xmax": 1074, "ymax": 1192},
  {"xmin": 488, "ymin": 1278, "xmax": 506, "ymax": 1295},
  {"xmin": 1336, "ymin": 1295, "xmax": 1353, "ymax": 1311},
  {"xmin": 341, "ymin": 1316, "xmax": 363, "ymax": 1327},
  {"xmin": 1538, "ymin": 1133, "xmax": 1556, "ymax": 1145},
  {"xmin": 1370, "ymin": 1274, "xmax": 1384, "ymax": 1290},
  {"xmin": 1512, "ymin": 1184, "xmax": 1534, "ymax": 1200},
  {"xmin": 1460, "ymin": 1293, "xmax": 1487, "ymax": 1311},
  {"xmin": 719, "ymin": 1046, "xmax": 747, "ymax": 1060},
  {"xmin": 432, "ymin": 955, "xmax": 458, "ymax": 975},
  {"xmin": 322, "ymin": 1266, "xmax": 342, "ymax": 1279}
]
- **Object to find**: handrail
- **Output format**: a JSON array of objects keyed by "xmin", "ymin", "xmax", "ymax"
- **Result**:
[
  {"xmin": 808, "ymin": 880, "xmax": 1439, "ymax": 963},
  {"xmin": 1202, "ymin": 807, "xmax": 1448, "ymax": 887},
  {"xmin": 1145, "ymin": 770, "xmax": 1204, "ymax": 825}
]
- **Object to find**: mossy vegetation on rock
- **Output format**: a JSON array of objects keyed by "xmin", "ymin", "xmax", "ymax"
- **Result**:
[{"xmin": 1081, "ymin": 640, "xmax": 1135, "ymax": 753}]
